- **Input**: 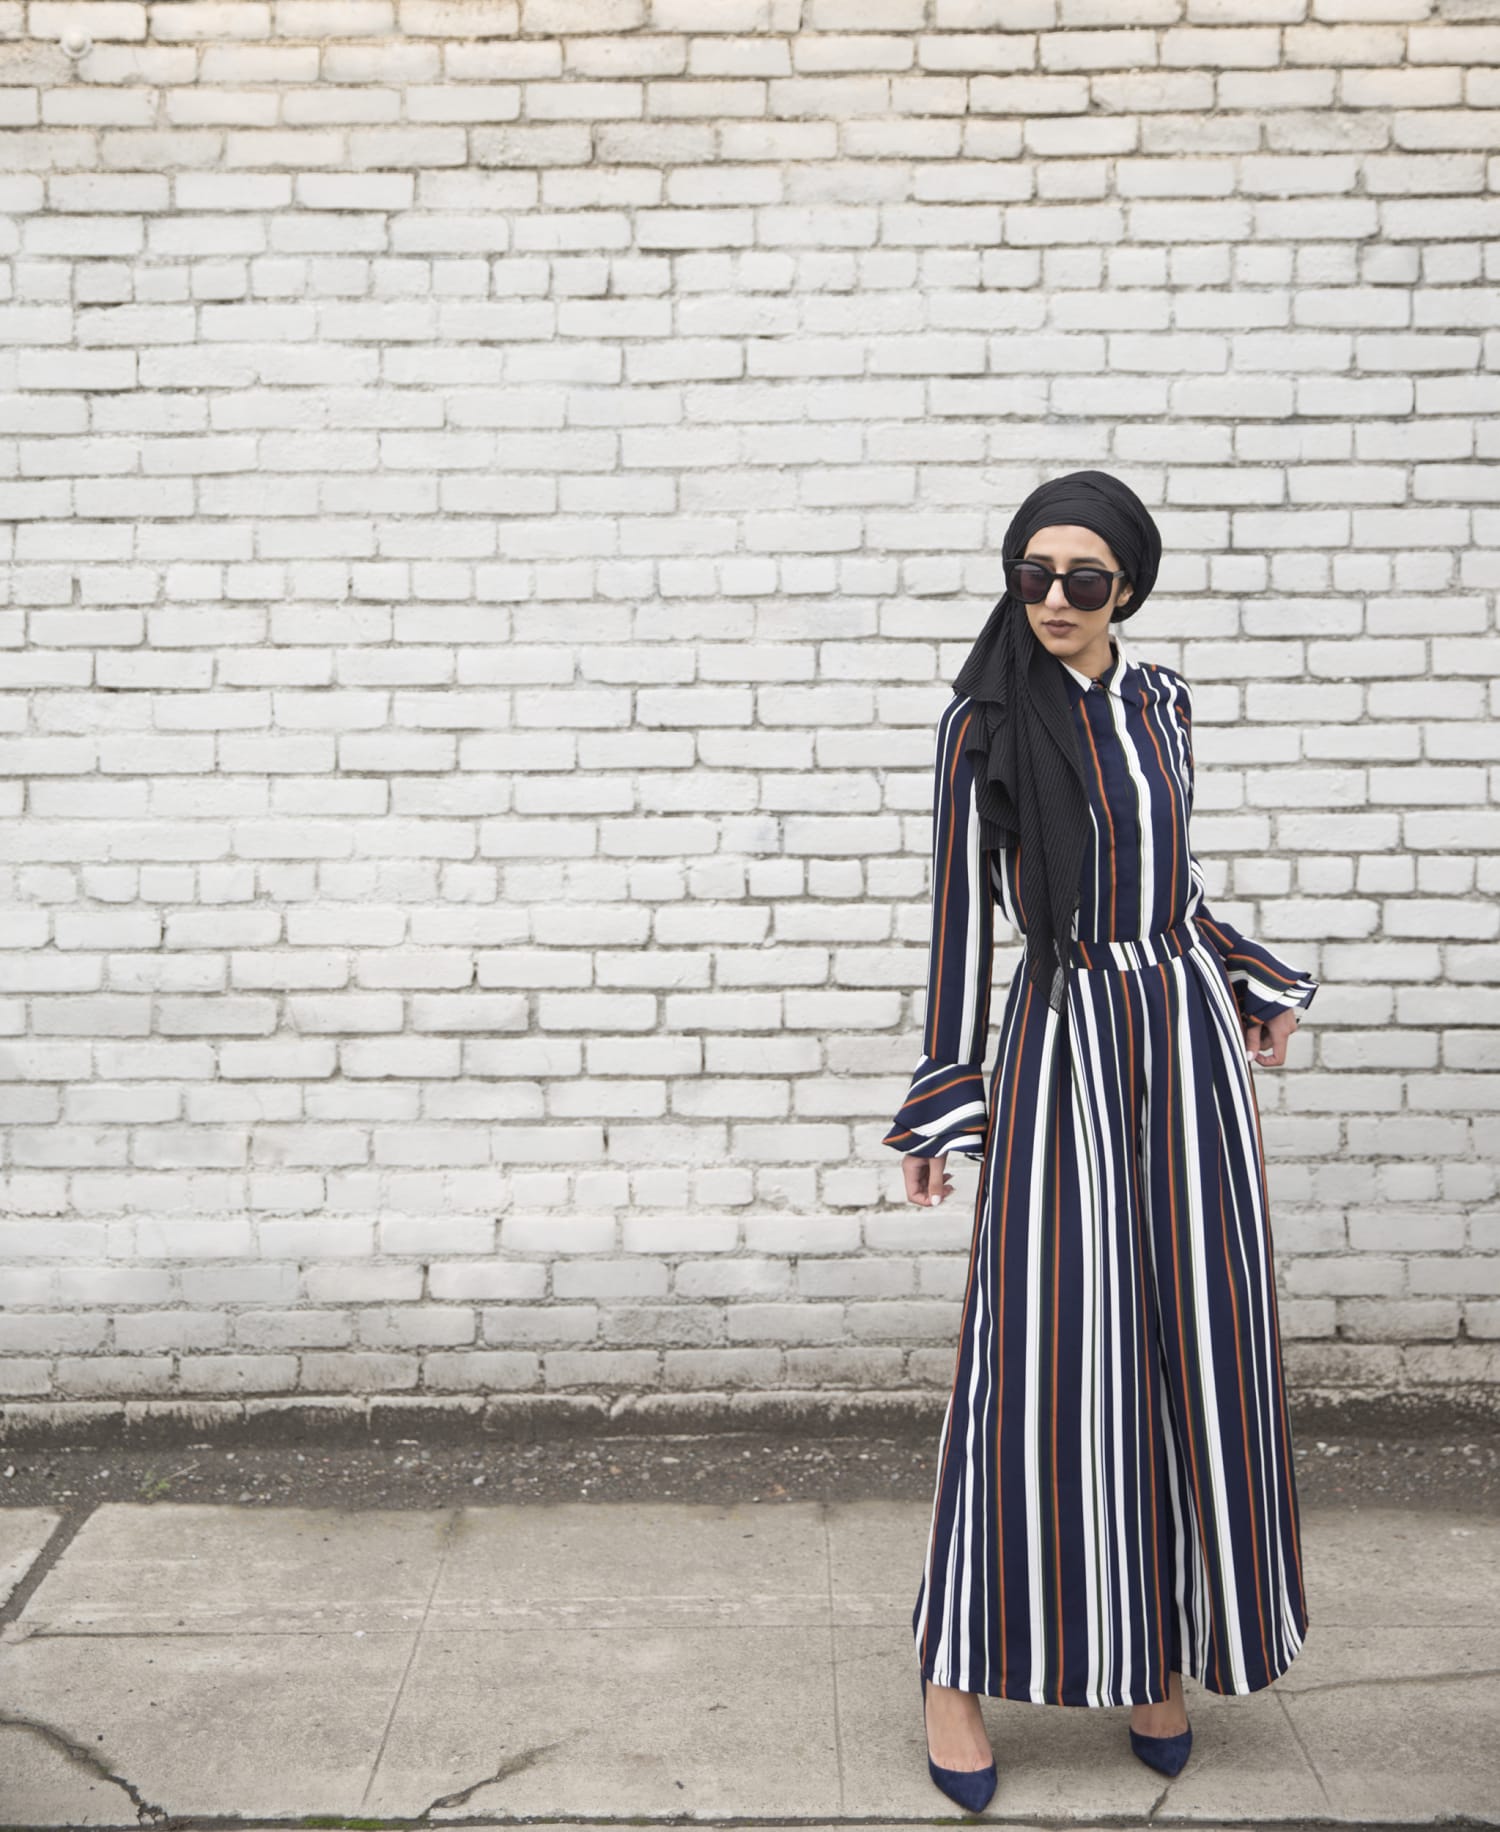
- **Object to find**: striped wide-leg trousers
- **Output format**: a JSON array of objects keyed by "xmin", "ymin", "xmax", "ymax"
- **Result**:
[{"xmin": 913, "ymin": 916, "xmax": 1310, "ymax": 1707}]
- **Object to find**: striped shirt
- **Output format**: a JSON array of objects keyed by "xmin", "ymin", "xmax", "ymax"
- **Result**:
[{"xmin": 884, "ymin": 633, "xmax": 1319, "ymax": 1160}]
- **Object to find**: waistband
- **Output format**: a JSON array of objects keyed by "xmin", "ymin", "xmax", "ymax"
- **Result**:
[{"xmin": 1071, "ymin": 916, "xmax": 1202, "ymax": 972}]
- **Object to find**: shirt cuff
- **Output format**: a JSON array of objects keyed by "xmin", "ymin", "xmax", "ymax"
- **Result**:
[
  {"xmin": 1229, "ymin": 967, "xmax": 1319, "ymax": 1025},
  {"xmin": 882, "ymin": 1060, "xmax": 989, "ymax": 1158}
]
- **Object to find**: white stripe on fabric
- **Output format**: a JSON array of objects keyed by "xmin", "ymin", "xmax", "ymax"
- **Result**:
[{"xmin": 958, "ymin": 750, "xmax": 985, "ymax": 1065}]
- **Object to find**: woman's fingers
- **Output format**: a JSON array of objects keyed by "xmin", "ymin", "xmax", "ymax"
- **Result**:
[
  {"xmin": 1246, "ymin": 1010, "xmax": 1298, "ymax": 1067},
  {"xmin": 902, "ymin": 1151, "xmax": 954, "ymax": 1207},
  {"xmin": 928, "ymin": 1152, "xmax": 952, "ymax": 1206},
  {"xmin": 1246, "ymin": 1020, "xmax": 1276, "ymax": 1065}
]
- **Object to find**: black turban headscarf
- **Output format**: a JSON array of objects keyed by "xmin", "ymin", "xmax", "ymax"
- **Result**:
[{"xmin": 951, "ymin": 469, "xmax": 1163, "ymax": 1014}]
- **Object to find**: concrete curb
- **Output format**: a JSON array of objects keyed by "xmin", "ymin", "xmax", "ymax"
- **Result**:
[
  {"xmin": 2, "ymin": 1382, "xmax": 1497, "ymax": 1448},
  {"xmin": 0, "ymin": 1389, "xmax": 942, "ymax": 1448}
]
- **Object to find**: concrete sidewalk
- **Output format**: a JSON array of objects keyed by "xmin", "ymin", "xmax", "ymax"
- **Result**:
[{"xmin": 0, "ymin": 1497, "xmax": 1495, "ymax": 1828}]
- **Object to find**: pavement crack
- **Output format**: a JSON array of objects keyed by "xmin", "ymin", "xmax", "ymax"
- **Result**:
[
  {"xmin": 822, "ymin": 1499, "xmax": 847, "ymax": 1816},
  {"xmin": 418, "ymin": 1738, "xmax": 563, "ymax": 1814},
  {"xmin": 357, "ymin": 1506, "xmax": 459, "ymax": 1813},
  {"xmin": 0, "ymin": 1709, "xmax": 169, "ymax": 1825},
  {"xmin": 1275, "ymin": 1685, "xmax": 1334, "ymax": 1812},
  {"xmin": 1285, "ymin": 1664, "xmax": 1500, "ymax": 1694}
]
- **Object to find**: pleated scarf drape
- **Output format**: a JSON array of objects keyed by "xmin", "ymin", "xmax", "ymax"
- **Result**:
[{"xmin": 951, "ymin": 469, "xmax": 1163, "ymax": 1013}]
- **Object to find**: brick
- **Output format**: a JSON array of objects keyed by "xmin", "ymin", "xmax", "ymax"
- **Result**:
[
  {"xmin": 152, "ymin": 4, "xmax": 271, "ymax": 42},
  {"xmin": 0, "ymin": 1315, "xmax": 107, "ymax": 1353},
  {"xmin": 400, "ymin": 2, "xmax": 520, "ymax": 34},
  {"xmin": 29, "ymin": 3, "xmax": 147, "ymax": 41},
  {"xmin": 297, "ymin": 1353, "xmax": 420, "ymax": 1392},
  {"xmin": 54, "ymin": 1357, "xmax": 175, "ymax": 1396},
  {"xmin": 276, "ymin": 1, "xmax": 393, "ymax": 31},
  {"xmin": 726, "ymin": 1302, "xmax": 845, "ymax": 1343},
  {"xmin": 1408, "ymin": 25, "xmax": 1500, "ymax": 65},
  {"xmin": 1337, "ymin": 1300, "xmax": 1460, "ymax": 1342},
  {"xmin": 935, "ymin": 0, "xmax": 1051, "ymax": 23},
  {"xmin": 413, "ymin": 1350, "xmax": 537, "ymax": 1394},
  {"xmin": 1216, "ymin": 65, "xmax": 1333, "ymax": 108},
  {"xmin": 1162, "ymin": 26, "xmax": 1280, "ymax": 68},
  {"xmin": 543, "ymin": 1349, "xmax": 659, "ymax": 1387}
]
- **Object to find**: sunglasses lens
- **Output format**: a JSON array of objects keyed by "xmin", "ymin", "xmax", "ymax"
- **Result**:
[
  {"xmin": 1009, "ymin": 562, "xmax": 1050, "ymax": 602},
  {"xmin": 1065, "ymin": 571, "xmax": 1111, "ymax": 612}
]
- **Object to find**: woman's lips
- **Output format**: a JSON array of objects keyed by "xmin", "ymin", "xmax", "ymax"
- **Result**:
[{"xmin": 1042, "ymin": 620, "xmax": 1074, "ymax": 633}]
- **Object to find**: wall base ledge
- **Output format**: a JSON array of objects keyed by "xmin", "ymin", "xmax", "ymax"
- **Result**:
[{"xmin": 2, "ymin": 1367, "xmax": 1498, "ymax": 1448}]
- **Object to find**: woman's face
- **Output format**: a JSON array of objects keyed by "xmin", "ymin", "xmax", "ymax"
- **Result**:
[{"xmin": 1018, "ymin": 523, "xmax": 1133, "ymax": 668}]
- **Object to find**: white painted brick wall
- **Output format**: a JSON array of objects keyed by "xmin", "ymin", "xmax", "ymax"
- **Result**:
[{"xmin": 1, "ymin": 0, "xmax": 1497, "ymax": 1412}]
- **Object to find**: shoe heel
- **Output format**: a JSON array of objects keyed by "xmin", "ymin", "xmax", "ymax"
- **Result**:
[{"xmin": 920, "ymin": 1671, "xmax": 998, "ymax": 1813}]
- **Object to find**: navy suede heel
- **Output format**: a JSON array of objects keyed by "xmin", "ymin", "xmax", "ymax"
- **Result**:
[
  {"xmin": 1129, "ymin": 1722, "xmax": 1193, "ymax": 1777},
  {"xmin": 920, "ymin": 1672, "xmax": 998, "ymax": 1813}
]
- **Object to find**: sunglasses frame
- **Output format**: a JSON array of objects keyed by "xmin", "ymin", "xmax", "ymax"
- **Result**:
[{"xmin": 1006, "ymin": 559, "xmax": 1127, "ymax": 614}]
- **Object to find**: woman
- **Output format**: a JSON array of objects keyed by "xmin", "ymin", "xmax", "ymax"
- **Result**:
[{"xmin": 883, "ymin": 471, "xmax": 1317, "ymax": 1812}]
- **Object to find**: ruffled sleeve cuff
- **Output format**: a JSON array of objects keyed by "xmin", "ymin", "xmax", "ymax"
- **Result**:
[
  {"xmin": 881, "ymin": 1059, "xmax": 989, "ymax": 1159},
  {"xmin": 1195, "ymin": 916, "xmax": 1319, "ymax": 1025}
]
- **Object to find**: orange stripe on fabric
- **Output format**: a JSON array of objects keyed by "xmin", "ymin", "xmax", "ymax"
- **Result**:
[
  {"xmin": 911, "ymin": 1071, "xmax": 982, "ymax": 1105},
  {"xmin": 1196, "ymin": 915, "xmax": 1234, "ymax": 951},
  {"xmin": 1198, "ymin": 911, "xmax": 1308, "ymax": 994}
]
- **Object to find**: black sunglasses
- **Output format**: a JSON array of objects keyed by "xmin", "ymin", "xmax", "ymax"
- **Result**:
[{"xmin": 1005, "ymin": 559, "xmax": 1127, "ymax": 614}]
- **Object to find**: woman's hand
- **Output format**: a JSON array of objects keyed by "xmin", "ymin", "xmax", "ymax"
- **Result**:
[
  {"xmin": 1244, "ymin": 1007, "xmax": 1302, "ymax": 1068},
  {"xmin": 903, "ymin": 1151, "xmax": 954, "ymax": 1208}
]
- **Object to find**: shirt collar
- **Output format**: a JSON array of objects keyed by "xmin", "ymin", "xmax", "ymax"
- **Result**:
[{"xmin": 1059, "ymin": 631, "xmax": 1138, "ymax": 702}]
